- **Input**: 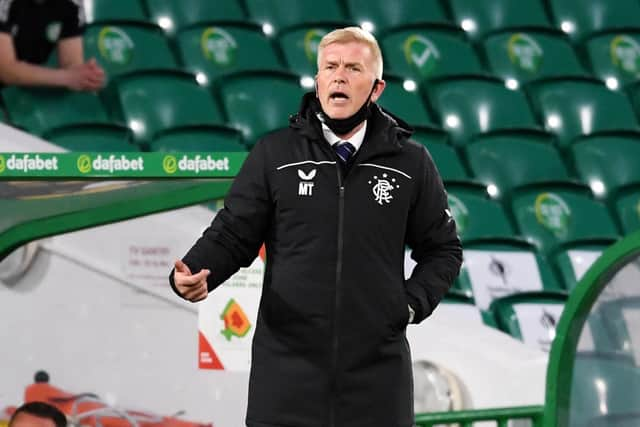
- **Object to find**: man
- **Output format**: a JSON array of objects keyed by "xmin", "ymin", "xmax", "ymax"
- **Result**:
[
  {"xmin": 0, "ymin": 0, "xmax": 104, "ymax": 90},
  {"xmin": 9, "ymin": 402, "xmax": 67, "ymax": 427},
  {"xmin": 171, "ymin": 27, "xmax": 462, "ymax": 427}
]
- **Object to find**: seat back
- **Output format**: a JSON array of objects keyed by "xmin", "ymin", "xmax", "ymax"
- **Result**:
[{"xmin": 146, "ymin": 0, "xmax": 245, "ymax": 31}]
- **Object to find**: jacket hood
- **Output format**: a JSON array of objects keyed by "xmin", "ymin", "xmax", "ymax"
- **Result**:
[{"xmin": 290, "ymin": 92, "xmax": 414, "ymax": 157}]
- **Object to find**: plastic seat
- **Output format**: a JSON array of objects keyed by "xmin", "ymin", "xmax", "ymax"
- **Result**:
[
  {"xmin": 615, "ymin": 186, "xmax": 640, "ymax": 234},
  {"xmin": 376, "ymin": 76, "xmax": 436, "ymax": 128},
  {"xmin": 113, "ymin": 71, "xmax": 225, "ymax": 144},
  {"xmin": 570, "ymin": 135, "xmax": 640, "ymax": 197},
  {"xmin": 146, "ymin": 0, "xmax": 245, "ymax": 32},
  {"xmin": 411, "ymin": 130, "xmax": 468, "ymax": 183},
  {"xmin": 446, "ymin": 183, "xmax": 516, "ymax": 242},
  {"xmin": 176, "ymin": 23, "xmax": 284, "ymax": 84},
  {"xmin": 465, "ymin": 134, "xmax": 571, "ymax": 197},
  {"xmin": 490, "ymin": 292, "xmax": 567, "ymax": 351},
  {"xmin": 483, "ymin": 29, "xmax": 586, "ymax": 84},
  {"xmin": 426, "ymin": 76, "xmax": 540, "ymax": 146},
  {"xmin": 277, "ymin": 25, "xmax": 337, "ymax": 77},
  {"xmin": 554, "ymin": 242, "xmax": 612, "ymax": 291},
  {"xmin": 527, "ymin": 77, "xmax": 640, "ymax": 148},
  {"xmin": 583, "ymin": 31, "xmax": 640, "ymax": 88},
  {"xmin": 547, "ymin": 0, "xmax": 640, "ymax": 41},
  {"xmin": 510, "ymin": 184, "xmax": 620, "ymax": 254},
  {"xmin": 217, "ymin": 71, "xmax": 306, "ymax": 146},
  {"xmin": 149, "ymin": 126, "xmax": 247, "ymax": 152},
  {"xmin": 345, "ymin": 0, "xmax": 451, "ymax": 33},
  {"xmin": 381, "ymin": 25, "xmax": 483, "ymax": 82},
  {"xmin": 84, "ymin": 22, "xmax": 179, "ymax": 83},
  {"xmin": 2, "ymin": 87, "xmax": 111, "ymax": 136},
  {"xmin": 45, "ymin": 124, "xmax": 138, "ymax": 152},
  {"xmin": 85, "ymin": 0, "xmax": 148, "ymax": 24},
  {"xmin": 245, "ymin": 0, "xmax": 347, "ymax": 33},
  {"xmin": 449, "ymin": 0, "xmax": 552, "ymax": 40}
]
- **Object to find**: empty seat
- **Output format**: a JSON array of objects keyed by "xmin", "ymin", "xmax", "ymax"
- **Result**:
[
  {"xmin": 583, "ymin": 31, "xmax": 640, "ymax": 88},
  {"xmin": 426, "ymin": 76, "xmax": 540, "ymax": 146},
  {"xmin": 411, "ymin": 130, "xmax": 469, "ymax": 183},
  {"xmin": 614, "ymin": 186, "xmax": 640, "ymax": 234},
  {"xmin": 449, "ymin": 0, "xmax": 552, "ymax": 40},
  {"xmin": 466, "ymin": 133, "xmax": 571, "ymax": 197},
  {"xmin": 381, "ymin": 25, "xmax": 483, "ymax": 82},
  {"xmin": 376, "ymin": 76, "xmax": 436, "ymax": 128},
  {"xmin": 217, "ymin": 71, "xmax": 305, "ymax": 146},
  {"xmin": 146, "ymin": 0, "xmax": 245, "ymax": 32},
  {"xmin": 570, "ymin": 135, "xmax": 640, "ymax": 197},
  {"xmin": 490, "ymin": 292, "xmax": 567, "ymax": 351},
  {"xmin": 446, "ymin": 183, "xmax": 516, "ymax": 241},
  {"xmin": 547, "ymin": 0, "xmax": 640, "ymax": 41},
  {"xmin": 84, "ymin": 22, "xmax": 179, "ymax": 83},
  {"xmin": 149, "ymin": 126, "xmax": 247, "ymax": 152},
  {"xmin": 45, "ymin": 124, "xmax": 137, "ymax": 152},
  {"xmin": 527, "ymin": 77, "xmax": 640, "ymax": 148},
  {"xmin": 483, "ymin": 29, "xmax": 586, "ymax": 84},
  {"xmin": 510, "ymin": 184, "xmax": 620, "ymax": 254},
  {"xmin": 2, "ymin": 86, "xmax": 111, "ymax": 136},
  {"xmin": 277, "ymin": 25, "xmax": 335, "ymax": 77},
  {"xmin": 85, "ymin": 0, "xmax": 148, "ymax": 24},
  {"xmin": 345, "ymin": 0, "xmax": 451, "ymax": 33},
  {"xmin": 245, "ymin": 0, "xmax": 347, "ymax": 33},
  {"xmin": 176, "ymin": 23, "xmax": 284, "ymax": 84},
  {"xmin": 113, "ymin": 71, "xmax": 225, "ymax": 144},
  {"xmin": 554, "ymin": 242, "xmax": 612, "ymax": 290}
]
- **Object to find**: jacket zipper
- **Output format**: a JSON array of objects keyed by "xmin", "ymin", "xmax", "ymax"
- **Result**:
[{"xmin": 329, "ymin": 165, "xmax": 345, "ymax": 427}]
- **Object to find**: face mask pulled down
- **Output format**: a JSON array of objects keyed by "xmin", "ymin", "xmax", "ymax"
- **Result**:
[{"xmin": 317, "ymin": 79, "xmax": 379, "ymax": 135}]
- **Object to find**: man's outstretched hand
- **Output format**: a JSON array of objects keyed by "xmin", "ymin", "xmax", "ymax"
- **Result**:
[{"xmin": 174, "ymin": 260, "xmax": 210, "ymax": 302}]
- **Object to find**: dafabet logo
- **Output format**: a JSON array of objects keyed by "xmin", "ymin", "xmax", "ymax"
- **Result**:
[
  {"xmin": 0, "ymin": 154, "xmax": 59, "ymax": 173},
  {"xmin": 77, "ymin": 154, "xmax": 144, "ymax": 174}
]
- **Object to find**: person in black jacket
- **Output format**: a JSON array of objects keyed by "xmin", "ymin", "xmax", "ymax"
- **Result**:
[
  {"xmin": 171, "ymin": 26, "xmax": 463, "ymax": 427},
  {"xmin": 0, "ymin": 0, "xmax": 103, "ymax": 90}
]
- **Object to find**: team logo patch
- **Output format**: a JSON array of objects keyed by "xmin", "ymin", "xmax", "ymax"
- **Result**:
[
  {"xmin": 298, "ymin": 168, "xmax": 316, "ymax": 196},
  {"xmin": 368, "ymin": 173, "xmax": 400, "ymax": 205}
]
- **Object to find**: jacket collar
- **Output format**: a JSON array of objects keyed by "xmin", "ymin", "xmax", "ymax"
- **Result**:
[{"xmin": 290, "ymin": 92, "xmax": 414, "ymax": 162}]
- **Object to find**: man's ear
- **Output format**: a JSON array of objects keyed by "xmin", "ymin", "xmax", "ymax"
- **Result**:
[{"xmin": 371, "ymin": 79, "xmax": 386, "ymax": 103}]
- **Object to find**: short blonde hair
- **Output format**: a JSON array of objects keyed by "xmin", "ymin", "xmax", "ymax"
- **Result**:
[{"xmin": 317, "ymin": 27, "xmax": 383, "ymax": 79}]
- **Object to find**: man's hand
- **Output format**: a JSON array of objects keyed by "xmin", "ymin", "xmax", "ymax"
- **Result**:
[
  {"xmin": 63, "ymin": 58, "xmax": 105, "ymax": 91},
  {"xmin": 174, "ymin": 259, "xmax": 210, "ymax": 302}
]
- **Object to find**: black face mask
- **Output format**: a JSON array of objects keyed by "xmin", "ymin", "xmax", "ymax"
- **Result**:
[{"xmin": 318, "ymin": 79, "xmax": 379, "ymax": 135}]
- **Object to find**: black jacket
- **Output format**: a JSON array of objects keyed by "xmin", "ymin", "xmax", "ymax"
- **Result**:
[{"xmin": 171, "ymin": 93, "xmax": 463, "ymax": 427}]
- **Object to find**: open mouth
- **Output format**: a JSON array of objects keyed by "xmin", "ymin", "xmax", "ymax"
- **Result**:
[{"xmin": 329, "ymin": 91, "xmax": 349, "ymax": 100}]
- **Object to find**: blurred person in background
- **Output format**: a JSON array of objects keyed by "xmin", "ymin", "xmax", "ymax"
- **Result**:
[
  {"xmin": 0, "ymin": 0, "xmax": 103, "ymax": 90},
  {"xmin": 9, "ymin": 401, "xmax": 67, "ymax": 427}
]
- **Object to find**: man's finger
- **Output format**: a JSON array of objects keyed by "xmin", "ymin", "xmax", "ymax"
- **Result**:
[{"xmin": 175, "ymin": 259, "xmax": 192, "ymax": 275}]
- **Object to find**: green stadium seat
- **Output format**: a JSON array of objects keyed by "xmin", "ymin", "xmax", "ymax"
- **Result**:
[
  {"xmin": 483, "ymin": 29, "xmax": 586, "ymax": 85},
  {"xmin": 84, "ymin": 22, "xmax": 179, "ymax": 83},
  {"xmin": 85, "ymin": 0, "xmax": 148, "ymax": 24},
  {"xmin": 277, "ymin": 25, "xmax": 336, "ymax": 77},
  {"xmin": 345, "ymin": 0, "xmax": 451, "ymax": 33},
  {"xmin": 553, "ymin": 242, "xmax": 612, "ymax": 291},
  {"xmin": 583, "ymin": 31, "xmax": 640, "ymax": 88},
  {"xmin": 490, "ymin": 292, "xmax": 567, "ymax": 351},
  {"xmin": 411, "ymin": 130, "xmax": 469, "ymax": 183},
  {"xmin": 614, "ymin": 186, "xmax": 640, "ymax": 234},
  {"xmin": 527, "ymin": 77, "xmax": 640, "ymax": 148},
  {"xmin": 245, "ymin": 0, "xmax": 347, "ymax": 33},
  {"xmin": 446, "ymin": 183, "xmax": 516, "ymax": 241},
  {"xmin": 426, "ymin": 76, "xmax": 540, "ymax": 146},
  {"xmin": 176, "ymin": 23, "xmax": 284, "ymax": 84},
  {"xmin": 113, "ymin": 71, "xmax": 225, "ymax": 144},
  {"xmin": 449, "ymin": 0, "xmax": 552, "ymax": 40},
  {"xmin": 44, "ymin": 124, "xmax": 137, "ymax": 152},
  {"xmin": 377, "ymin": 76, "xmax": 436, "ymax": 128},
  {"xmin": 146, "ymin": 0, "xmax": 245, "ymax": 32},
  {"xmin": 217, "ymin": 71, "xmax": 306, "ymax": 146},
  {"xmin": 510, "ymin": 184, "xmax": 620, "ymax": 254},
  {"xmin": 465, "ymin": 134, "xmax": 571, "ymax": 197},
  {"xmin": 570, "ymin": 135, "xmax": 640, "ymax": 197},
  {"xmin": 381, "ymin": 25, "xmax": 483, "ymax": 82},
  {"xmin": 547, "ymin": 0, "xmax": 640, "ymax": 41},
  {"xmin": 149, "ymin": 125, "xmax": 247, "ymax": 152},
  {"xmin": 2, "ymin": 87, "xmax": 111, "ymax": 136}
]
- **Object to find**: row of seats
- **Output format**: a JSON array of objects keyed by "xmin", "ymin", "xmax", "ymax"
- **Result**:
[{"xmin": 85, "ymin": 0, "xmax": 640, "ymax": 43}]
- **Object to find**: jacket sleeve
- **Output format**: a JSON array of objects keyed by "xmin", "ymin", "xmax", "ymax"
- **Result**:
[
  {"xmin": 404, "ymin": 145, "xmax": 463, "ymax": 323},
  {"xmin": 169, "ymin": 139, "xmax": 273, "ymax": 298}
]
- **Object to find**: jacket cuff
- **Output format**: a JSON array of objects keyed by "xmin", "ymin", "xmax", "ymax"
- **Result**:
[{"xmin": 168, "ymin": 267, "xmax": 186, "ymax": 300}]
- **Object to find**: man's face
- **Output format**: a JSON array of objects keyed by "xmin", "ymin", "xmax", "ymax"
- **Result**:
[
  {"xmin": 316, "ymin": 41, "xmax": 385, "ymax": 119},
  {"xmin": 10, "ymin": 413, "xmax": 56, "ymax": 427}
]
